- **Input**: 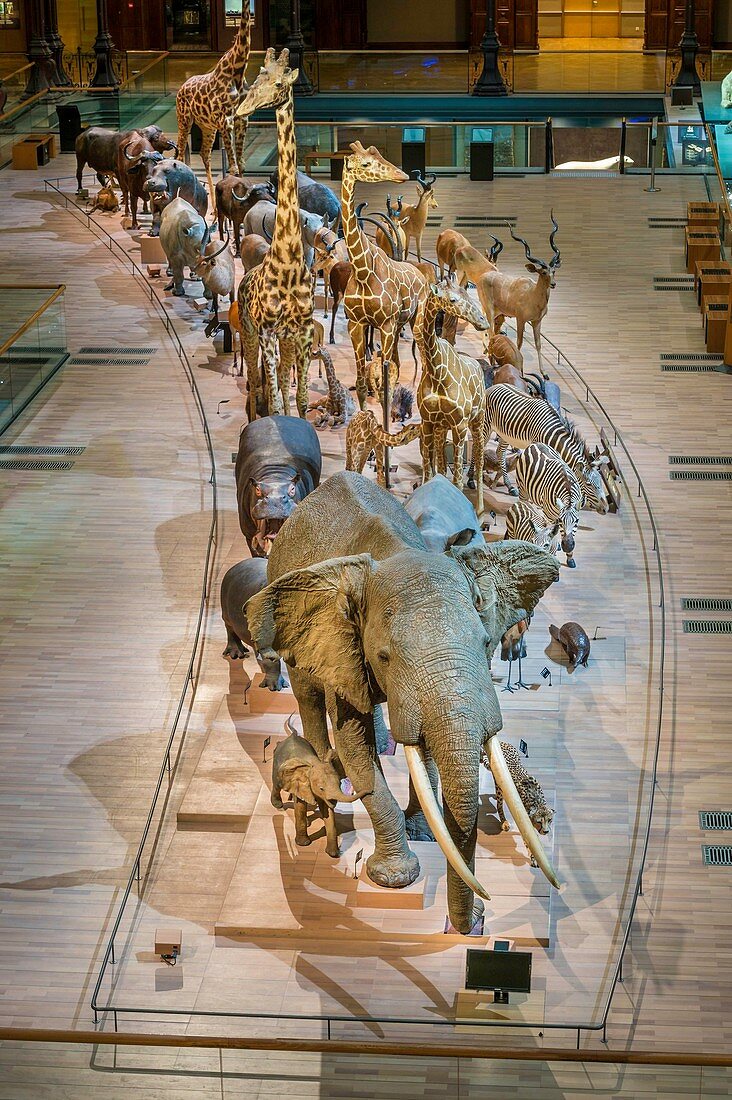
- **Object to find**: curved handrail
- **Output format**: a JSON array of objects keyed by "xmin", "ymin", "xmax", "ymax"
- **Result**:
[
  {"xmin": 41, "ymin": 175, "xmax": 219, "ymax": 1028},
  {"xmin": 40, "ymin": 178, "xmax": 664, "ymax": 1050},
  {"xmin": 0, "ymin": 1027, "xmax": 730, "ymax": 1068}
]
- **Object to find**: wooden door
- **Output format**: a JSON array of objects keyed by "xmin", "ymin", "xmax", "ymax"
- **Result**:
[{"xmin": 645, "ymin": 0, "xmax": 714, "ymax": 50}]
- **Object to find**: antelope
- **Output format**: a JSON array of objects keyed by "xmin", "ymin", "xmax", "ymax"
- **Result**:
[
  {"xmin": 436, "ymin": 229, "xmax": 471, "ymax": 281},
  {"xmin": 487, "ymin": 331, "xmax": 523, "ymax": 372},
  {"xmin": 397, "ymin": 172, "xmax": 439, "ymax": 261},
  {"xmin": 453, "ymin": 236, "xmax": 503, "ymax": 287},
  {"xmin": 313, "ymin": 225, "xmax": 348, "ymax": 318},
  {"xmin": 374, "ymin": 195, "xmax": 408, "ymax": 259},
  {"xmin": 475, "ymin": 213, "xmax": 561, "ymax": 378}
]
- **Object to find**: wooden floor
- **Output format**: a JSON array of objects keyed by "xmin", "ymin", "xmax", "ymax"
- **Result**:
[{"xmin": 0, "ymin": 158, "xmax": 730, "ymax": 1096}]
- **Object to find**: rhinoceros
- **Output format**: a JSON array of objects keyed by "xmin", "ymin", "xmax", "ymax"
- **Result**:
[
  {"xmin": 159, "ymin": 196, "xmax": 208, "ymax": 297},
  {"xmin": 143, "ymin": 158, "xmax": 208, "ymax": 237}
]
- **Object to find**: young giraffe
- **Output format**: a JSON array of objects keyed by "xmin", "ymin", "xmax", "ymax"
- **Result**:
[
  {"xmin": 341, "ymin": 142, "xmax": 427, "ymax": 410},
  {"xmin": 175, "ymin": 9, "xmax": 252, "ymax": 206},
  {"xmin": 235, "ymin": 48, "xmax": 314, "ymax": 421},
  {"xmin": 345, "ymin": 411, "xmax": 421, "ymax": 487},
  {"xmin": 416, "ymin": 281, "xmax": 490, "ymax": 515}
]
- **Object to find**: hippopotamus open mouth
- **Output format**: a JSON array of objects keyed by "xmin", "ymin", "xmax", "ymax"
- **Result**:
[
  {"xmin": 144, "ymin": 182, "xmax": 170, "ymax": 200},
  {"xmin": 251, "ymin": 517, "xmax": 286, "ymax": 557}
]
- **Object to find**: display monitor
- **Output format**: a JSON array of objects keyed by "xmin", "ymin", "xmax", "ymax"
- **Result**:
[
  {"xmin": 464, "ymin": 948, "xmax": 532, "ymax": 1004},
  {"xmin": 471, "ymin": 127, "xmax": 494, "ymax": 143},
  {"xmin": 402, "ymin": 128, "xmax": 426, "ymax": 143},
  {"xmin": 670, "ymin": 86, "xmax": 694, "ymax": 108}
]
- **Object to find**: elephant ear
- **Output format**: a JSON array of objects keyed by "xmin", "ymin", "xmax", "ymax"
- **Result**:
[
  {"xmin": 246, "ymin": 554, "xmax": 375, "ymax": 713},
  {"xmin": 450, "ymin": 540, "xmax": 559, "ymax": 646},
  {"xmin": 278, "ymin": 760, "xmax": 314, "ymax": 804}
]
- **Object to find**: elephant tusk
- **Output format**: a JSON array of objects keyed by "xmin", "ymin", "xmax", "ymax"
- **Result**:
[
  {"xmin": 404, "ymin": 744, "xmax": 490, "ymax": 901},
  {"xmin": 487, "ymin": 738, "xmax": 562, "ymax": 890}
]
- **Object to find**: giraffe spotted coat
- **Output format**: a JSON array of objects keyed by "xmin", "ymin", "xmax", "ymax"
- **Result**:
[
  {"xmin": 308, "ymin": 347, "xmax": 356, "ymax": 428},
  {"xmin": 345, "ymin": 411, "xmax": 420, "ymax": 487}
]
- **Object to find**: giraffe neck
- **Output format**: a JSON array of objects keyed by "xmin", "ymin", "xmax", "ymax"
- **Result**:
[
  {"xmin": 212, "ymin": 10, "xmax": 251, "ymax": 86},
  {"xmin": 416, "ymin": 295, "xmax": 442, "ymax": 376},
  {"xmin": 270, "ymin": 90, "xmax": 304, "ymax": 272},
  {"xmin": 341, "ymin": 167, "xmax": 372, "ymax": 283}
]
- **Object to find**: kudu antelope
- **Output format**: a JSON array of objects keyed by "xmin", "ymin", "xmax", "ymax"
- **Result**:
[
  {"xmin": 475, "ymin": 214, "xmax": 560, "ymax": 378},
  {"xmin": 397, "ymin": 171, "xmax": 439, "ymax": 261}
]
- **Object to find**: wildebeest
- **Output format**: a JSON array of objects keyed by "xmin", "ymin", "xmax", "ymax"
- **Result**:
[
  {"xmin": 75, "ymin": 125, "xmax": 175, "ymax": 193},
  {"xmin": 143, "ymin": 159, "xmax": 208, "ymax": 236},
  {"xmin": 269, "ymin": 168, "xmax": 340, "ymax": 228},
  {"xmin": 214, "ymin": 175, "xmax": 272, "ymax": 255}
]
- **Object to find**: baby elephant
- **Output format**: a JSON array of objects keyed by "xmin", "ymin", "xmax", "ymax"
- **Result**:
[
  {"xmin": 271, "ymin": 718, "xmax": 365, "ymax": 857},
  {"xmin": 221, "ymin": 558, "xmax": 287, "ymax": 691}
]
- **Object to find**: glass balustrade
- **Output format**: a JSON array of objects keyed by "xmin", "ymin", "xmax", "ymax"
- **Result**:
[{"xmin": 0, "ymin": 285, "xmax": 68, "ymax": 434}]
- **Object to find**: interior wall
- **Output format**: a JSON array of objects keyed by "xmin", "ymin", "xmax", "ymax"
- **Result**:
[
  {"xmin": 57, "ymin": 0, "xmax": 97, "ymax": 53},
  {"xmin": 714, "ymin": 0, "xmax": 732, "ymax": 43},
  {"xmin": 366, "ymin": 0, "xmax": 468, "ymax": 44}
]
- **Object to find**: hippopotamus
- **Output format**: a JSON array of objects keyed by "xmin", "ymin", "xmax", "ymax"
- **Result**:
[
  {"xmin": 404, "ymin": 474, "xmax": 485, "ymax": 554},
  {"xmin": 549, "ymin": 621, "xmax": 591, "ymax": 669},
  {"xmin": 235, "ymin": 415, "xmax": 322, "ymax": 558},
  {"xmin": 221, "ymin": 558, "xmax": 287, "ymax": 691},
  {"xmin": 143, "ymin": 158, "xmax": 208, "ymax": 236}
]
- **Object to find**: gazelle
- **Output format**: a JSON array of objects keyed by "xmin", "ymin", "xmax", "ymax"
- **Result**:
[
  {"xmin": 397, "ymin": 172, "xmax": 439, "ymax": 261},
  {"xmin": 475, "ymin": 213, "xmax": 561, "ymax": 378}
]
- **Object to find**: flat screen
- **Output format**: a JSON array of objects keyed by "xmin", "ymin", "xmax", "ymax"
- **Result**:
[
  {"xmin": 403, "ymin": 128, "xmax": 426, "ymax": 144},
  {"xmin": 471, "ymin": 127, "xmax": 494, "ymax": 143},
  {"xmin": 465, "ymin": 948, "xmax": 532, "ymax": 993}
]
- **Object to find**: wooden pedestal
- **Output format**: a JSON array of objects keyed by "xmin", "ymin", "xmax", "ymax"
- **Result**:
[
  {"xmin": 694, "ymin": 260, "xmax": 732, "ymax": 304},
  {"xmin": 705, "ymin": 296, "xmax": 729, "ymax": 354},
  {"xmin": 140, "ymin": 236, "xmax": 167, "ymax": 265},
  {"xmin": 698, "ymin": 273, "xmax": 732, "ymax": 313},
  {"xmin": 687, "ymin": 201, "xmax": 720, "ymax": 230},
  {"xmin": 686, "ymin": 230, "xmax": 721, "ymax": 273},
  {"xmin": 12, "ymin": 133, "xmax": 56, "ymax": 170}
]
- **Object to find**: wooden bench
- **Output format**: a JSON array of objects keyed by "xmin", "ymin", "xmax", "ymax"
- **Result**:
[
  {"xmin": 685, "ymin": 229, "xmax": 721, "ymax": 273},
  {"xmin": 12, "ymin": 133, "xmax": 57, "ymax": 171}
]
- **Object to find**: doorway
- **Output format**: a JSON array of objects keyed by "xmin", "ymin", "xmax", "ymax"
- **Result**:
[{"xmin": 538, "ymin": 0, "xmax": 645, "ymax": 48}]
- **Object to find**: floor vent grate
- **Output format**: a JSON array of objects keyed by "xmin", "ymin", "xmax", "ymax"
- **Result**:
[
  {"xmin": 683, "ymin": 619, "xmax": 732, "ymax": 633},
  {"xmin": 0, "ymin": 444, "xmax": 85, "ymax": 456},
  {"xmin": 0, "ymin": 458, "xmax": 74, "ymax": 471},
  {"xmin": 77, "ymin": 346, "xmax": 157, "ymax": 355},
  {"xmin": 682, "ymin": 597, "xmax": 732, "ymax": 611},
  {"xmin": 69, "ymin": 357, "xmax": 151, "ymax": 367},
  {"xmin": 661, "ymin": 362, "xmax": 720, "ymax": 372},
  {"xmin": 660, "ymin": 353, "xmax": 722, "ymax": 361},
  {"xmin": 671, "ymin": 470, "xmax": 732, "ymax": 481},
  {"xmin": 670, "ymin": 456, "xmax": 732, "ymax": 465},
  {"xmin": 425, "ymin": 216, "xmax": 443, "ymax": 226},
  {"xmin": 702, "ymin": 845, "xmax": 732, "ymax": 865},
  {"xmin": 699, "ymin": 811, "xmax": 732, "ymax": 830}
]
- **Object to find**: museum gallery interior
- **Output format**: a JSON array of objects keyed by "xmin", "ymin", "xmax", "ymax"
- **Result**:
[{"xmin": 0, "ymin": 0, "xmax": 731, "ymax": 1095}]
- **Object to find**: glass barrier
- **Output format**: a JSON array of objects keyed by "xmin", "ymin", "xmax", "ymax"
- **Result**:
[
  {"xmin": 0, "ymin": 285, "xmax": 67, "ymax": 434},
  {"xmin": 0, "ymin": 62, "xmax": 33, "ymax": 113},
  {"xmin": 316, "ymin": 50, "xmax": 472, "ymax": 95},
  {"xmin": 513, "ymin": 48, "xmax": 666, "ymax": 95}
]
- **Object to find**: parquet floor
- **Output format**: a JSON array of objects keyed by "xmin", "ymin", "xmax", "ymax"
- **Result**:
[{"xmin": 0, "ymin": 158, "xmax": 730, "ymax": 1097}]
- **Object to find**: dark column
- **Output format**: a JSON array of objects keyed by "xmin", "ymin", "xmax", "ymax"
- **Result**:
[
  {"xmin": 284, "ymin": 0, "xmax": 315, "ymax": 96},
  {"xmin": 672, "ymin": 0, "xmax": 700, "ymax": 94},
  {"xmin": 45, "ymin": 0, "xmax": 72, "ymax": 85},
  {"xmin": 22, "ymin": 0, "xmax": 54, "ymax": 98},
  {"xmin": 90, "ymin": 0, "xmax": 120, "ymax": 87},
  {"xmin": 472, "ymin": 0, "xmax": 508, "ymax": 96}
]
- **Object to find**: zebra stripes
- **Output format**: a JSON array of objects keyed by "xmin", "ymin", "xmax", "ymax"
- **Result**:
[
  {"xmin": 505, "ymin": 500, "xmax": 560, "ymax": 555},
  {"xmin": 485, "ymin": 384, "xmax": 609, "ymax": 512},
  {"xmin": 514, "ymin": 444, "xmax": 581, "ymax": 567}
]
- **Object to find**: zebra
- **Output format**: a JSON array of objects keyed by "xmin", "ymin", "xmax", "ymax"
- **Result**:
[
  {"xmin": 485, "ymin": 384, "xmax": 610, "ymax": 512},
  {"xmin": 505, "ymin": 499, "xmax": 561, "ymax": 555},
  {"xmin": 514, "ymin": 444, "xmax": 581, "ymax": 568}
]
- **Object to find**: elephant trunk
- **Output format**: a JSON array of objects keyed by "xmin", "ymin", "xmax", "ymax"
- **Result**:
[{"xmin": 404, "ymin": 743, "xmax": 489, "ymax": 919}]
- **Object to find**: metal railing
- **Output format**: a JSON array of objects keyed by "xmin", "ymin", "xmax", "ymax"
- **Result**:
[
  {"xmin": 38, "ymin": 170, "xmax": 667, "ymax": 1049},
  {"xmin": 42, "ymin": 172, "xmax": 219, "ymax": 1036}
]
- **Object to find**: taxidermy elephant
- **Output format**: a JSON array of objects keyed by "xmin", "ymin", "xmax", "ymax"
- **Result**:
[
  {"xmin": 272, "ymin": 717, "xmax": 366, "ymax": 857},
  {"xmin": 220, "ymin": 558, "xmax": 287, "ymax": 691},
  {"xmin": 247, "ymin": 471, "xmax": 560, "ymax": 935},
  {"xmin": 405, "ymin": 473, "xmax": 485, "ymax": 554}
]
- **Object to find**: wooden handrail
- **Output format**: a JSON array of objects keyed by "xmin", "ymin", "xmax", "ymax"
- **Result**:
[
  {"xmin": 0, "ymin": 61, "xmax": 33, "ymax": 82},
  {"xmin": 118, "ymin": 51, "xmax": 169, "ymax": 91},
  {"xmin": 0, "ymin": 1028, "xmax": 730, "ymax": 1067},
  {"xmin": 704, "ymin": 121, "xmax": 732, "ymax": 230},
  {"xmin": 0, "ymin": 285, "xmax": 65, "ymax": 359}
]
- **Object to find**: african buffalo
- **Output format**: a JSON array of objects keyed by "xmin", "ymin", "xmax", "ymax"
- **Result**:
[
  {"xmin": 214, "ymin": 175, "xmax": 272, "ymax": 256},
  {"xmin": 142, "ymin": 159, "xmax": 208, "ymax": 237},
  {"xmin": 75, "ymin": 125, "xmax": 175, "ymax": 194}
]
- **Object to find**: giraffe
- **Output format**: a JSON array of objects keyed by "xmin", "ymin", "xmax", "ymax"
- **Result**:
[
  {"xmin": 340, "ymin": 142, "xmax": 427, "ymax": 410},
  {"xmin": 416, "ymin": 281, "xmax": 490, "ymax": 515},
  {"xmin": 345, "ymin": 411, "xmax": 421, "ymax": 487},
  {"xmin": 235, "ymin": 48, "xmax": 314, "ymax": 421},
  {"xmin": 175, "ymin": 9, "xmax": 252, "ymax": 207}
]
